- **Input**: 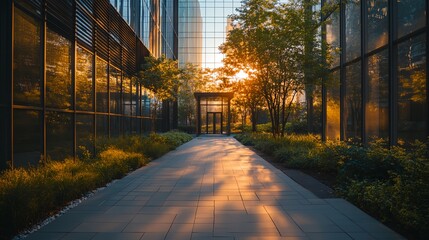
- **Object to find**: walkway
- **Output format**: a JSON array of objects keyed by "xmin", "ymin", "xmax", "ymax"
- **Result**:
[{"xmin": 27, "ymin": 136, "xmax": 404, "ymax": 240}]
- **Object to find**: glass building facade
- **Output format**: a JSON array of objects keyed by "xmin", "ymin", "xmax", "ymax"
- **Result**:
[
  {"xmin": 110, "ymin": 0, "xmax": 178, "ymax": 59},
  {"xmin": 0, "ymin": 0, "xmax": 178, "ymax": 170},
  {"xmin": 323, "ymin": 0, "xmax": 428, "ymax": 144},
  {"xmin": 178, "ymin": 0, "xmax": 242, "ymax": 68}
]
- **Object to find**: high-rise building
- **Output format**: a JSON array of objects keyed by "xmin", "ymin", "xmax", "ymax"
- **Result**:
[
  {"xmin": 322, "ymin": 0, "xmax": 428, "ymax": 144},
  {"xmin": 0, "ymin": 0, "xmax": 178, "ymax": 170},
  {"xmin": 178, "ymin": 0, "xmax": 242, "ymax": 68}
]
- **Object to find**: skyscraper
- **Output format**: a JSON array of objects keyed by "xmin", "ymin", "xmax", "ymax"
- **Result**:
[{"xmin": 179, "ymin": 0, "xmax": 242, "ymax": 68}]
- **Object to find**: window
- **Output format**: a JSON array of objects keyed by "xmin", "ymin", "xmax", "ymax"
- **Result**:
[
  {"xmin": 345, "ymin": 62, "xmax": 362, "ymax": 140},
  {"xmin": 345, "ymin": 0, "xmax": 361, "ymax": 62},
  {"xmin": 396, "ymin": 0, "xmax": 426, "ymax": 39},
  {"xmin": 326, "ymin": 71, "xmax": 341, "ymax": 140},
  {"xmin": 397, "ymin": 35, "xmax": 427, "ymax": 141},
  {"xmin": 13, "ymin": 110, "xmax": 42, "ymax": 167},
  {"xmin": 13, "ymin": 7, "xmax": 42, "ymax": 106},
  {"xmin": 46, "ymin": 111, "xmax": 73, "ymax": 161},
  {"xmin": 367, "ymin": 0, "xmax": 388, "ymax": 52},
  {"xmin": 96, "ymin": 115, "xmax": 109, "ymax": 140},
  {"xmin": 366, "ymin": 50, "xmax": 389, "ymax": 140},
  {"xmin": 46, "ymin": 29, "xmax": 72, "ymax": 110},
  {"xmin": 76, "ymin": 114, "xmax": 94, "ymax": 157},
  {"xmin": 96, "ymin": 58, "xmax": 108, "ymax": 112},
  {"xmin": 76, "ymin": 46, "xmax": 94, "ymax": 111},
  {"xmin": 326, "ymin": 8, "xmax": 340, "ymax": 68},
  {"xmin": 109, "ymin": 66, "xmax": 121, "ymax": 114}
]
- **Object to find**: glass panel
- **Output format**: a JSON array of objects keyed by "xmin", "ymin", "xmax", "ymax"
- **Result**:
[
  {"xmin": 76, "ymin": 114, "xmax": 94, "ymax": 158},
  {"xmin": 110, "ymin": 116, "xmax": 121, "ymax": 137},
  {"xmin": 397, "ymin": 34, "xmax": 427, "ymax": 141},
  {"xmin": 13, "ymin": 110, "xmax": 42, "ymax": 167},
  {"xmin": 124, "ymin": 117, "xmax": 132, "ymax": 135},
  {"xmin": 122, "ymin": 77, "xmax": 131, "ymax": 115},
  {"xmin": 366, "ymin": 50, "xmax": 389, "ymax": 140},
  {"xmin": 141, "ymin": 89, "xmax": 151, "ymax": 117},
  {"xmin": 131, "ymin": 83, "xmax": 138, "ymax": 116},
  {"xmin": 345, "ymin": 0, "xmax": 361, "ymax": 62},
  {"xmin": 326, "ymin": 71, "xmax": 341, "ymax": 140},
  {"xmin": 345, "ymin": 62, "xmax": 362, "ymax": 141},
  {"xmin": 96, "ymin": 114, "xmax": 109, "ymax": 141},
  {"xmin": 367, "ymin": 0, "xmax": 388, "ymax": 52},
  {"xmin": 46, "ymin": 111, "xmax": 73, "ymax": 161},
  {"xmin": 109, "ymin": 66, "xmax": 121, "ymax": 114},
  {"xmin": 96, "ymin": 58, "xmax": 108, "ymax": 112},
  {"xmin": 46, "ymin": 29, "xmax": 72, "ymax": 110},
  {"xmin": 396, "ymin": 0, "xmax": 426, "ymax": 39},
  {"xmin": 76, "ymin": 46, "xmax": 94, "ymax": 111},
  {"xmin": 326, "ymin": 8, "xmax": 340, "ymax": 67},
  {"xmin": 13, "ymin": 8, "xmax": 42, "ymax": 106}
]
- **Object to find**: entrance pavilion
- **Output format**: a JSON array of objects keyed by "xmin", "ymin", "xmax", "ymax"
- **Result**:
[{"xmin": 194, "ymin": 92, "xmax": 234, "ymax": 136}]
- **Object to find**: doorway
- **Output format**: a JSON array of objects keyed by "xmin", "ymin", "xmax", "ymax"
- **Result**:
[{"xmin": 206, "ymin": 112, "xmax": 222, "ymax": 134}]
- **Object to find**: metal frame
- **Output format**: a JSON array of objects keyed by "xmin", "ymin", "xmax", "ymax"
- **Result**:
[{"xmin": 194, "ymin": 92, "xmax": 234, "ymax": 136}]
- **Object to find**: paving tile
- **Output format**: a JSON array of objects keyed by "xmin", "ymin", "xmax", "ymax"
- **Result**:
[
  {"xmin": 91, "ymin": 233, "xmax": 143, "ymax": 240},
  {"xmin": 72, "ymin": 222, "xmax": 128, "ymax": 232},
  {"xmin": 131, "ymin": 213, "xmax": 176, "ymax": 223},
  {"xmin": 26, "ymin": 137, "xmax": 403, "ymax": 240},
  {"xmin": 122, "ymin": 223, "xmax": 171, "ymax": 233},
  {"xmin": 60, "ymin": 232, "xmax": 96, "ymax": 240}
]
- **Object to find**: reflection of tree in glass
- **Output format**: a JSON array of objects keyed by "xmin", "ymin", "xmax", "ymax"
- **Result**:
[
  {"xmin": 46, "ymin": 112, "xmax": 73, "ymax": 161},
  {"xmin": 76, "ymin": 47, "xmax": 93, "ymax": 111},
  {"xmin": 326, "ymin": 71, "xmax": 340, "ymax": 140},
  {"xmin": 96, "ymin": 58, "xmax": 108, "ymax": 112},
  {"xmin": 46, "ymin": 29, "xmax": 72, "ymax": 110},
  {"xmin": 13, "ymin": 8, "xmax": 42, "ymax": 106},
  {"xmin": 396, "ymin": 0, "xmax": 426, "ymax": 38},
  {"xmin": 345, "ymin": 0, "xmax": 361, "ymax": 61},
  {"xmin": 110, "ymin": 66, "xmax": 121, "ymax": 114},
  {"xmin": 367, "ymin": 0, "xmax": 388, "ymax": 51},
  {"xmin": 345, "ymin": 63, "xmax": 362, "ymax": 140}
]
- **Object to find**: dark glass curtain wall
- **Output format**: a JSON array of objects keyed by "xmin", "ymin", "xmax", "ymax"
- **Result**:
[
  {"xmin": 323, "ymin": 0, "xmax": 428, "ymax": 144},
  {"xmin": 0, "ymin": 0, "xmax": 170, "ymax": 169}
]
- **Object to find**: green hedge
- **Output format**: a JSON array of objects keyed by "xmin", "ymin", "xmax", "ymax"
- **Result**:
[
  {"xmin": 0, "ymin": 131, "xmax": 193, "ymax": 240},
  {"xmin": 235, "ymin": 133, "xmax": 429, "ymax": 239}
]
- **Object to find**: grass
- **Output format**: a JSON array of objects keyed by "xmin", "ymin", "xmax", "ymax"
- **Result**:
[
  {"xmin": 235, "ymin": 132, "xmax": 429, "ymax": 239},
  {"xmin": 0, "ymin": 131, "xmax": 193, "ymax": 240}
]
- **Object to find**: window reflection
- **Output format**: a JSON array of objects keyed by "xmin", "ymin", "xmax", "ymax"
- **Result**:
[
  {"xmin": 46, "ymin": 29, "xmax": 72, "ymax": 110},
  {"xmin": 366, "ymin": 50, "xmax": 389, "ymax": 140},
  {"xmin": 13, "ymin": 7, "xmax": 42, "ymax": 106},
  {"xmin": 367, "ymin": 0, "xmax": 388, "ymax": 52},
  {"xmin": 345, "ymin": 0, "xmax": 361, "ymax": 62},
  {"xmin": 326, "ymin": 8, "xmax": 340, "ymax": 67},
  {"xmin": 76, "ymin": 46, "xmax": 94, "ymax": 111},
  {"xmin": 96, "ymin": 115, "xmax": 109, "ymax": 140},
  {"xmin": 13, "ymin": 110, "xmax": 42, "ymax": 167},
  {"xmin": 396, "ymin": 0, "xmax": 426, "ymax": 39},
  {"xmin": 345, "ymin": 63, "xmax": 362, "ymax": 140},
  {"xmin": 122, "ymin": 77, "xmax": 132, "ymax": 115},
  {"xmin": 397, "ymin": 35, "xmax": 427, "ymax": 141},
  {"xmin": 46, "ymin": 111, "xmax": 73, "ymax": 161},
  {"xmin": 96, "ymin": 58, "xmax": 108, "ymax": 113},
  {"xmin": 109, "ymin": 66, "xmax": 122, "ymax": 114},
  {"xmin": 326, "ymin": 71, "xmax": 340, "ymax": 140},
  {"xmin": 76, "ymin": 114, "xmax": 94, "ymax": 157}
]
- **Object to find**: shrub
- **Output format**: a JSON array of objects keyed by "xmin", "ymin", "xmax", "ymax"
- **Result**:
[{"xmin": 0, "ymin": 131, "xmax": 192, "ymax": 239}]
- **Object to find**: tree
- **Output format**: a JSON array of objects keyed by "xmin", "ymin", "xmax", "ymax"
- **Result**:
[
  {"xmin": 221, "ymin": 0, "xmax": 335, "ymax": 137},
  {"xmin": 177, "ymin": 63, "xmax": 208, "ymax": 126},
  {"xmin": 134, "ymin": 55, "xmax": 181, "ymax": 132}
]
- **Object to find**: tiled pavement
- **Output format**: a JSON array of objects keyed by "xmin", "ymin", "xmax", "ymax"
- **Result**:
[{"xmin": 27, "ymin": 136, "xmax": 404, "ymax": 240}]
